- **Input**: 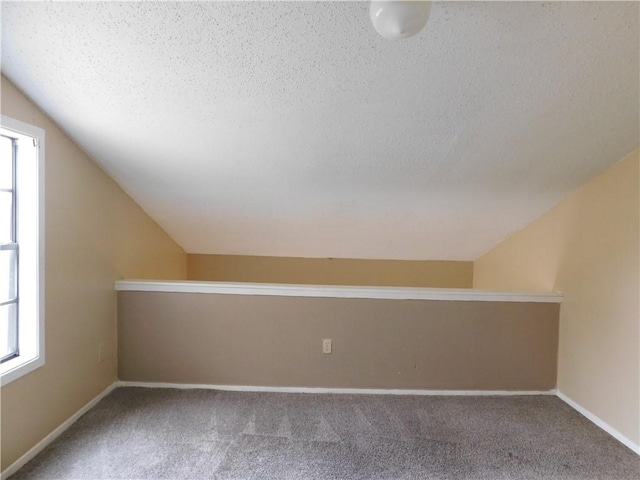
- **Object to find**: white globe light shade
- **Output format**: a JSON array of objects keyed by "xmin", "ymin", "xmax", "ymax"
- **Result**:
[{"xmin": 369, "ymin": 1, "xmax": 432, "ymax": 40}]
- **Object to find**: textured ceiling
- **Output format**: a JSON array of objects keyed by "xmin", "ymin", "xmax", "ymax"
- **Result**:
[{"xmin": 2, "ymin": 1, "xmax": 638, "ymax": 260}]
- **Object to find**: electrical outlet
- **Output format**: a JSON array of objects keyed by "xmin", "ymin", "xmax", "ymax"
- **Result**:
[
  {"xmin": 322, "ymin": 339, "xmax": 332, "ymax": 354},
  {"xmin": 98, "ymin": 343, "xmax": 105, "ymax": 363}
]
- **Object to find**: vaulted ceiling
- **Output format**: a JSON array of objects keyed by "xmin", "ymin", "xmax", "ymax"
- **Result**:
[{"xmin": 2, "ymin": 1, "xmax": 638, "ymax": 260}]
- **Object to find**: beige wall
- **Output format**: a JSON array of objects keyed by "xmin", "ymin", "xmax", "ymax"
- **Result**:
[
  {"xmin": 474, "ymin": 150, "xmax": 640, "ymax": 446},
  {"xmin": 188, "ymin": 254, "xmax": 473, "ymax": 288},
  {"xmin": 118, "ymin": 291, "xmax": 559, "ymax": 391},
  {"xmin": 0, "ymin": 76, "xmax": 187, "ymax": 471}
]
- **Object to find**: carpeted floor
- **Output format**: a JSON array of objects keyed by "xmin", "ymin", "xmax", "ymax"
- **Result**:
[{"xmin": 11, "ymin": 387, "xmax": 640, "ymax": 480}]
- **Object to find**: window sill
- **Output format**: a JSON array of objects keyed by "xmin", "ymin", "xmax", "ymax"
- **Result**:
[{"xmin": 0, "ymin": 354, "xmax": 44, "ymax": 386}]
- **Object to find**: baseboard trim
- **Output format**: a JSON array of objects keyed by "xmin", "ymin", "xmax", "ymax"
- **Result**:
[
  {"xmin": 1, "ymin": 381, "xmax": 119, "ymax": 480},
  {"xmin": 118, "ymin": 380, "xmax": 556, "ymax": 396},
  {"xmin": 556, "ymin": 390, "xmax": 639, "ymax": 455}
]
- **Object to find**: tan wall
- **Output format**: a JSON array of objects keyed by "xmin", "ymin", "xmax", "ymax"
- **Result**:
[
  {"xmin": 0, "ymin": 76, "xmax": 188, "ymax": 471},
  {"xmin": 118, "ymin": 291, "xmax": 559, "ymax": 391},
  {"xmin": 474, "ymin": 150, "xmax": 640, "ymax": 446},
  {"xmin": 188, "ymin": 254, "xmax": 473, "ymax": 288}
]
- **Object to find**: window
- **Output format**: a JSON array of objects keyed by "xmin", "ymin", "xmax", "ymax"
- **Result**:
[
  {"xmin": 1, "ymin": 134, "xmax": 18, "ymax": 362},
  {"xmin": 0, "ymin": 116, "xmax": 44, "ymax": 386}
]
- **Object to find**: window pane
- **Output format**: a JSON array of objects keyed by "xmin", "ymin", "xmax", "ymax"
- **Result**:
[
  {"xmin": 0, "ymin": 136, "xmax": 12, "ymax": 190},
  {"xmin": 0, "ymin": 303, "xmax": 18, "ymax": 361},
  {"xmin": 0, "ymin": 249, "xmax": 17, "ymax": 303},
  {"xmin": 0, "ymin": 192, "xmax": 12, "ymax": 243}
]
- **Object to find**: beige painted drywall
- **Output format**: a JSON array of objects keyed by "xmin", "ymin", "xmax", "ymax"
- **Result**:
[
  {"xmin": 118, "ymin": 291, "xmax": 559, "ymax": 390},
  {"xmin": 0, "ymin": 76, "xmax": 187, "ymax": 471},
  {"xmin": 188, "ymin": 254, "xmax": 473, "ymax": 288},
  {"xmin": 474, "ymin": 149, "xmax": 640, "ymax": 446}
]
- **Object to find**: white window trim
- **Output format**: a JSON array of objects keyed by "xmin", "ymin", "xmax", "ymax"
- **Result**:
[{"xmin": 0, "ymin": 115, "xmax": 45, "ymax": 386}]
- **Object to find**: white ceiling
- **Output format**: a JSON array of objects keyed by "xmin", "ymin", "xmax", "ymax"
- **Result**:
[{"xmin": 2, "ymin": 1, "xmax": 638, "ymax": 260}]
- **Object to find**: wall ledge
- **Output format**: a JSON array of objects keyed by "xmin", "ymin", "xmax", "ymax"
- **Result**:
[{"xmin": 115, "ymin": 280, "xmax": 563, "ymax": 303}]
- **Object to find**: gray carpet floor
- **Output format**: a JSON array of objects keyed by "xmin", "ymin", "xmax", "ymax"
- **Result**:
[{"xmin": 11, "ymin": 387, "xmax": 640, "ymax": 480}]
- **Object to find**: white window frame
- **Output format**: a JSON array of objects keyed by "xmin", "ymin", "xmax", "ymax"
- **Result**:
[{"xmin": 0, "ymin": 115, "xmax": 45, "ymax": 386}]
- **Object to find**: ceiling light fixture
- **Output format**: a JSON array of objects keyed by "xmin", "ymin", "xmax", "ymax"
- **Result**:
[{"xmin": 370, "ymin": 0, "xmax": 432, "ymax": 40}]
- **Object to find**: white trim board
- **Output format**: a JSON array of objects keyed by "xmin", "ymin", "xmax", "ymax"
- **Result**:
[
  {"xmin": 556, "ymin": 391, "xmax": 639, "ymax": 455},
  {"xmin": 115, "ymin": 280, "xmax": 563, "ymax": 303},
  {"xmin": 0, "ymin": 382, "xmax": 118, "ymax": 480},
  {"xmin": 119, "ymin": 381, "xmax": 556, "ymax": 396}
]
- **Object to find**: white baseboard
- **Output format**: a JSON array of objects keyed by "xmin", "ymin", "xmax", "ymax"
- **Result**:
[
  {"xmin": 1, "ymin": 381, "xmax": 119, "ymax": 480},
  {"xmin": 118, "ymin": 380, "xmax": 556, "ymax": 396},
  {"xmin": 556, "ymin": 390, "xmax": 639, "ymax": 455}
]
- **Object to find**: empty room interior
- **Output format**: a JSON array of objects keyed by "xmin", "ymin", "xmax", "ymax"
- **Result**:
[{"xmin": 0, "ymin": 1, "xmax": 639, "ymax": 479}]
